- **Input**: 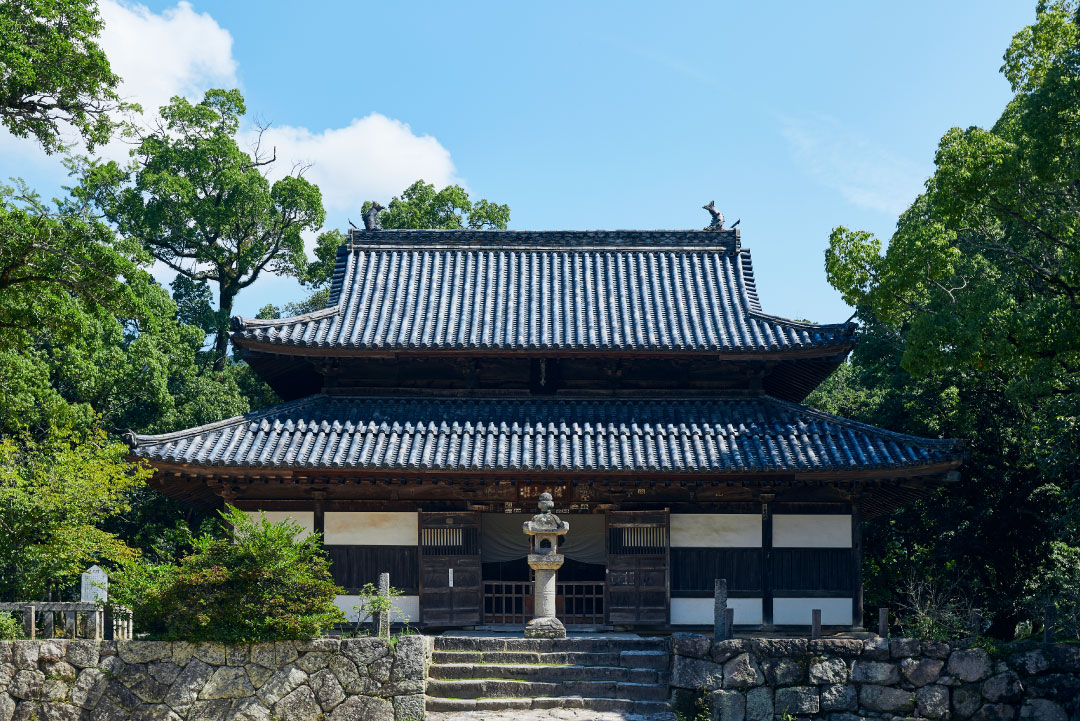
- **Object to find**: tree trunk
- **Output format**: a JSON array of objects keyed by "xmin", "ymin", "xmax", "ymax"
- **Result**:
[{"xmin": 214, "ymin": 286, "xmax": 235, "ymax": 372}]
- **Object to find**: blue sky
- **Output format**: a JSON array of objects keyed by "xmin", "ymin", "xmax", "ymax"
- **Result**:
[{"xmin": 3, "ymin": 1, "xmax": 1033, "ymax": 324}]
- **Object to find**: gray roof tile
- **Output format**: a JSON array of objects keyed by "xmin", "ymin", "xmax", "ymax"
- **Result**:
[
  {"xmin": 230, "ymin": 230, "xmax": 855, "ymax": 354},
  {"xmin": 130, "ymin": 395, "xmax": 961, "ymax": 474}
]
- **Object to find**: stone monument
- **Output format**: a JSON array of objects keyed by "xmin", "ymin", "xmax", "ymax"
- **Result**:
[
  {"xmin": 80, "ymin": 565, "xmax": 107, "ymax": 603},
  {"xmin": 522, "ymin": 492, "xmax": 570, "ymax": 639}
]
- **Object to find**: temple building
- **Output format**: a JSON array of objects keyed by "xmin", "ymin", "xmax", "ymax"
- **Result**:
[{"xmin": 129, "ymin": 221, "xmax": 963, "ymax": 631}]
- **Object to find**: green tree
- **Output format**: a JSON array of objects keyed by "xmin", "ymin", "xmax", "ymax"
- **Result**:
[
  {"xmin": 80, "ymin": 89, "xmax": 326, "ymax": 370},
  {"xmin": 0, "ymin": 0, "xmax": 125, "ymax": 153},
  {"xmin": 0, "ymin": 181, "xmax": 151, "ymax": 347},
  {"xmin": 363, "ymin": 179, "xmax": 510, "ymax": 231},
  {"xmin": 0, "ymin": 426, "xmax": 151, "ymax": 600},
  {"xmin": 819, "ymin": 0, "xmax": 1080, "ymax": 638}
]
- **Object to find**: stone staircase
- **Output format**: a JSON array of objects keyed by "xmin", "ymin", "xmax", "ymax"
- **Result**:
[{"xmin": 425, "ymin": 636, "xmax": 673, "ymax": 714}]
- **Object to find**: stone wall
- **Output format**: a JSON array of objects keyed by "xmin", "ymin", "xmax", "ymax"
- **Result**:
[
  {"xmin": 0, "ymin": 636, "xmax": 431, "ymax": 721},
  {"xmin": 670, "ymin": 634, "xmax": 1080, "ymax": 721}
]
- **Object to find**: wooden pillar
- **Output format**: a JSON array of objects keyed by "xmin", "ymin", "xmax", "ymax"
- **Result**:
[
  {"xmin": 852, "ymin": 496, "xmax": 864, "ymax": 629},
  {"xmin": 311, "ymin": 489, "xmax": 326, "ymax": 540},
  {"xmin": 761, "ymin": 493, "xmax": 774, "ymax": 630}
]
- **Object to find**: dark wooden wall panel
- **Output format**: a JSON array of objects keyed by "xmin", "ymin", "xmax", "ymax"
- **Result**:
[
  {"xmin": 325, "ymin": 545, "xmax": 419, "ymax": 594},
  {"xmin": 771, "ymin": 548, "xmax": 854, "ymax": 594},
  {"xmin": 670, "ymin": 548, "xmax": 762, "ymax": 597}
]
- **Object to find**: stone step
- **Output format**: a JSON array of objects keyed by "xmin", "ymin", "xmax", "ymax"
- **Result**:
[
  {"xmin": 428, "ymin": 662, "xmax": 666, "ymax": 684},
  {"xmin": 425, "ymin": 695, "xmax": 673, "ymax": 715},
  {"xmin": 425, "ymin": 678, "xmax": 670, "ymax": 702},
  {"xmin": 431, "ymin": 648, "xmax": 670, "ymax": 669},
  {"xmin": 432, "ymin": 635, "xmax": 670, "ymax": 653}
]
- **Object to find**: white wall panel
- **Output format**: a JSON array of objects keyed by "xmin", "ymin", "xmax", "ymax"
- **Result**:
[
  {"xmin": 670, "ymin": 514, "xmax": 761, "ymax": 547},
  {"xmin": 334, "ymin": 594, "xmax": 419, "ymax": 624},
  {"xmin": 670, "ymin": 598, "xmax": 763, "ymax": 626},
  {"xmin": 772, "ymin": 515, "xmax": 852, "ymax": 548},
  {"xmin": 773, "ymin": 597, "xmax": 852, "ymax": 626},
  {"xmin": 244, "ymin": 511, "xmax": 314, "ymax": 540},
  {"xmin": 324, "ymin": 512, "xmax": 418, "ymax": 546}
]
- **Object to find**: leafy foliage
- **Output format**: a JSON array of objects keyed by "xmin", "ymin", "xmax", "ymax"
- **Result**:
[
  {"xmin": 819, "ymin": 0, "xmax": 1080, "ymax": 638},
  {"xmin": 0, "ymin": 613, "xmax": 21, "ymax": 641},
  {"xmin": 0, "ymin": 426, "xmax": 151, "ymax": 600},
  {"xmin": 0, "ymin": 181, "xmax": 152, "ymax": 348},
  {"xmin": 79, "ymin": 89, "xmax": 326, "ymax": 369},
  {"xmin": 363, "ymin": 179, "xmax": 510, "ymax": 231},
  {"xmin": 0, "ymin": 0, "xmax": 125, "ymax": 153},
  {"xmin": 111, "ymin": 507, "xmax": 345, "ymax": 642}
]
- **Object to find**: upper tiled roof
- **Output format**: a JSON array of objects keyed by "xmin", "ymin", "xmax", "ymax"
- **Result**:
[
  {"xmin": 129, "ymin": 394, "xmax": 961, "ymax": 475},
  {"xmin": 230, "ymin": 229, "xmax": 856, "ymax": 355}
]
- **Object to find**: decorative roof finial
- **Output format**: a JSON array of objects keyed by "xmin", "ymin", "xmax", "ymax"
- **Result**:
[
  {"xmin": 702, "ymin": 201, "xmax": 724, "ymax": 231},
  {"xmin": 363, "ymin": 201, "xmax": 385, "ymax": 231}
]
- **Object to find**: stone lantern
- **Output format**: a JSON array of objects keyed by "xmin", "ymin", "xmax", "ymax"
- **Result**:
[{"xmin": 522, "ymin": 492, "xmax": 570, "ymax": 638}]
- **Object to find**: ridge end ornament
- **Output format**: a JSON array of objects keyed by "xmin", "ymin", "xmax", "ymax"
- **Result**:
[{"xmin": 703, "ymin": 200, "xmax": 724, "ymax": 230}]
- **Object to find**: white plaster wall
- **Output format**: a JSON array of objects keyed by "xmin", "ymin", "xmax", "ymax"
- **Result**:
[
  {"xmin": 324, "ymin": 512, "xmax": 418, "ymax": 546},
  {"xmin": 670, "ymin": 598, "xmax": 763, "ymax": 626},
  {"xmin": 772, "ymin": 597, "xmax": 853, "ymax": 626},
  {"xmin": 772, "ymin": 515, "xmax": 852, "ymax": 548},
  {"xmin": 334, "ymin": 594, "xmax": 419, "ymax": 624},
  {"xmin": 670, "ymin": 514, "xmax": 762, "ymax": 547},
  {"xmin": 244, "ymin": 511, "xmax": 314, "ymax": 540}
]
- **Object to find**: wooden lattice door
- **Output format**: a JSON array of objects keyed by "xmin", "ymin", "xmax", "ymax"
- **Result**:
[
  {"xmin": 605, "ymin": 510, "xmax": 670, "ymax": 625},
  {"xmin": 419, "ymin": 512, "xmax": 482, "ymax": 627}
]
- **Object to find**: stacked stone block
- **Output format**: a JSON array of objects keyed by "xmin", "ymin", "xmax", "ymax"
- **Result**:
[
  {"xmin": 670, "ymin": 634, "xmax": 1079, "ymax": 721},
  {"xmin": 0, "ymin": 636, "xmax": 432, "ymax": 721}
]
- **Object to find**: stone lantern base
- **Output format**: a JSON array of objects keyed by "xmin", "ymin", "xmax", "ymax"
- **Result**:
[{"xmin": 524, "ymin": 615, "xmax": 566, "ymax": 639}]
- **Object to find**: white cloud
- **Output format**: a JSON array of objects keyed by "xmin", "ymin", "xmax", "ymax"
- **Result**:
[
  {"xmin": 779, "ymin": 114, "xmax": 927, "ymax": 216},
  {"xmin": 98, "ymin": 0, "xmax": 237, "ymax": 158},
  {"xmin": 249, "ymin": 114, "xmax": 462, "ymax": 214}
]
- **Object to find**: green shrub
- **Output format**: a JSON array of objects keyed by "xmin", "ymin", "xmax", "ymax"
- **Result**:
[
  {"xmin": 0, "ymin": 612, "xmax": 22, "ymax": 640},
  {"xmin": 111, "ymin": 506, "xmax": 345, "ymax": 642}
]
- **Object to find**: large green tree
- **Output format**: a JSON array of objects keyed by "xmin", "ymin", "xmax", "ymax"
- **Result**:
[
  {"xmin": 0, "ymin": 0, "xmax": 124, "ymax": 153},
  {"xmin": 80, "ymin": 89, "xmax": 326, "ymax": 370},
  {"xmin": 820, "ymin": 0, "xmax": 1080, "ymax": 638}
]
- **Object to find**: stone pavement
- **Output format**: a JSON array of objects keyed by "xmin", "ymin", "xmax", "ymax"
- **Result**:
[{"xmin": 428, "ymin": 710, "xmax": 676, "ymax": 721}]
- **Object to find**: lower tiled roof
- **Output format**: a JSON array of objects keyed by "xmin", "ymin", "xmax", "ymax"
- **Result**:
[{"xmin": 129, "ymin": 396, "xmax": 961, "ymax": 475}]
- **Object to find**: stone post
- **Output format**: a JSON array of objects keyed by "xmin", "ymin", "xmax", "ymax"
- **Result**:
[
  {"xmin": 375, "ymin": 572, "xmax": 391, "ymax": 639},
  {"xmin": 878, "ymin": 607, "xmax": 889, "ymax": 638},
  {"xmin": 713, "ymin": 578, "xmax": 729, "ymax": 641},
  {"xmin": 811, "ymin": 609, "xmax": 822, "ymax": 640},
  {"xmin": 522, "ymin": 492, "xmax": 570, "ymax": 639}
]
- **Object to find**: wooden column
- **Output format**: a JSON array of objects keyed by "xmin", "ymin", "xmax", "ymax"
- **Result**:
[
  {"xmin": 760, "ymin": 493, "xmax": 774, "ymax": 630},
  {"xmin": 311, "ymin": 489, "xmax": 326, "ymax": 540},
  {"xmin": 852, "ymin": 496, "xmax": 864, "ymax": 629}
]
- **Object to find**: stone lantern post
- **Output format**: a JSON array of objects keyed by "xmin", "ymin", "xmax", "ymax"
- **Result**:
[{"xmin": 522, "ymin": 492, "xmax": 570, "ymax": 639}]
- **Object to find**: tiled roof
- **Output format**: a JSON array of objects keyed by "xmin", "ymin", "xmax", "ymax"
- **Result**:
[
  {"xmin": 230, "ymin": 230, "xmax": 856, "ymax": 354},
  {"xmin": 130, "ymin": 395, "xmax": 961, "ymax": 474}
]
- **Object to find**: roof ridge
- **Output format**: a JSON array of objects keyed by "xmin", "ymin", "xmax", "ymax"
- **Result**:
[
  {"xmin": 763, "ymin": 395, "xmax": 962, "ymax": 449},
  {"xmin": 231, "ymin": 304, "xmax": 339, "ymax": 332},
  {"xmin": 129, "ymin": 394, "xmax": 328, "ymax": 447},
  {"xmin": 347, "ymin": 227, "xmax": 741, "ymax": 250}
]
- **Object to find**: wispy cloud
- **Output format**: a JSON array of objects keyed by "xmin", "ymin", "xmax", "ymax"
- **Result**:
[{"xmin": 779, "ymin": 114, "xmax": 928, "ymax": 216}]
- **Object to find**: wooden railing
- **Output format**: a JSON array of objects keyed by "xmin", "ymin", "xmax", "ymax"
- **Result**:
[
  {"xmin": 483, "ymin": 581, "xmax": 605, "ymax": 625},
  {"xmin": 557, "ymin": 582, "xmax": 605, "ymax": 625},
  {"xmin": 0, "ymin": 603, "xmax": 132, "ymax": 640}
]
